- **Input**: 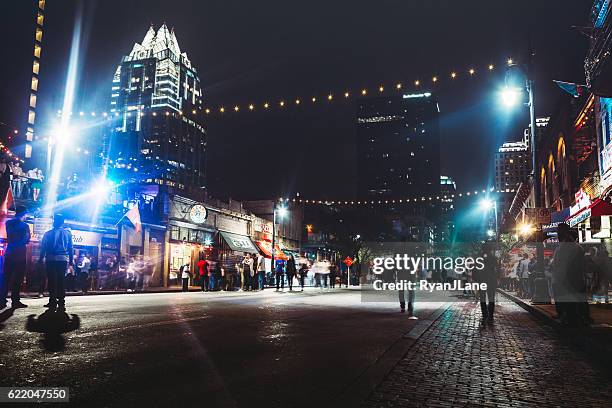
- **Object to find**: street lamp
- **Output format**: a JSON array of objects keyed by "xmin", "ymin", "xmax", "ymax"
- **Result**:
[
  {"xmin": 479, "ymin": 198, "xmax": 498, "ymax": 240},
  {"xmin": 500, "ymin": 87, "xmax": 522, "ymax": 108},
  {"xmin": 271, "ymin": 202, "xmax": 288, "ymax": 270},
  {"xmin": 502, "ymin": 55, "xmax": 549, "ymax": 303}
]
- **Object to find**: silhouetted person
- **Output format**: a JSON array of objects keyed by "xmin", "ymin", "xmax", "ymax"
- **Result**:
[
  {"xmin": 38, "ymin": 214, "xmax": 74, "ymax": 312},
  {"xmin": 286, "ymin": 255, "xmax": 296, "ymax": 291},
  {"xmin": 1, "ymin": 205, "xmax": 30, "ymax": 309},
  {"xmin": 475, "ymin": 241, "xmax": 499, "ymax": 325},
  {"xmin": 552, "ymin": 223, "xmax": 589, "ymax": 325}
]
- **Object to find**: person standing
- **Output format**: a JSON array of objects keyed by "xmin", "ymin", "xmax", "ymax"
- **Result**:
[
  {"xmin": 198, "ymin": 258, "xmax": 208, "ymax": 291},
  {"xmin": 1, "ymin": 206, "xmax": 30, "ymax": 309},
  {"xmin": 275, "ymin": 260, "xmax": 285, "ymax": 291},
  {"xmin": 329, "ymin": 262, "xmax": 337, "ymax": 289},
  {"xmin": 593, "ymin": 247, "xmax": 611, "ymax": 304},
  {"xmin": 78, "ymin": 252, "xmax": 91, "ymax": 294},
  {"xmin": 516, "ymin": 253, "xmax": 531, "ymax": 298},
  {"xmin": 256, "ymin": 254, "xmax": 266, "ymax": 290},
  {"xmin": 286, "ymin": 255, "xmax": 296, "ymax": 291},
  {"xmin": 181, "ymin": 263, "xmax": 191, "ymax": 292},
  {"xmin": 212, "ymin": 260, "xmax": 223, "ymax": 291},
  {"xmin": 242, "ymin": 254, "xmax": 253, "ymax": 291},
  {"xmin": 298, "ymin": 263, "xmax": 308, "ymax": 291},
  {"xmin": 397, "ymin": 265, "xmax": 416, "ymax": 318},
  {"xmin": 552, "ymin": 223, "xmax": 589, "ymax": 325},
  {"xmin": 38, "ymin": 214, "xmax": 73, "ymax": 312}
]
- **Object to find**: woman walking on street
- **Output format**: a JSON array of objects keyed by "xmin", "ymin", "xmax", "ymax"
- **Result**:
[{"xmin": 286, "ymin": 255, "xmax": 296, "ymax": 291}]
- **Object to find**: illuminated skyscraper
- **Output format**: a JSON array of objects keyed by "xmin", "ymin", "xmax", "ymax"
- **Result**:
[
  {"xmin": 108, "ymin": 24, "xmax": 206, "ymax": 197},
  {"xmin": 23, "ymin": 0, "xmax": 46, "ymax": 161}
]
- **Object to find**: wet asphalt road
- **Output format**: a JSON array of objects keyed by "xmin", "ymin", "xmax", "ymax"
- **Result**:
[{"xmin": 0, "ymin": 288, "xmax": 446, "ymax": 407}]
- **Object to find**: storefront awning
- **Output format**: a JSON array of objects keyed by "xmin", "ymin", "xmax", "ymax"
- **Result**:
[
  {"xmin": 566, "ymin": 199, "xmax": 612, "ymax": 227},
  {"xmin": 219, "ymin": 231, "xmax": 259, "ymax": 254},
  {"xmin": 255, "ymin": 240, "xmax": 288, "ymax": 260}
]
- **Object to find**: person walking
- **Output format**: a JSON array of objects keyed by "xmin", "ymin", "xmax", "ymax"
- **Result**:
[
  {"xmin": 397, "ymin": 265, "xmax": 417, "ymax": 319},
  {"xmin": 256, "ymin": 254, "xmax": 266, "ymax": 290},
  {"xmin": 298, "ymin": 263, "xmax": 308, "ymax": 291},
  {"xmin": 181, "ymin": 263, "xmax": 190, "ymax": 292},
  {"xmin": 475, "ymin": 241, "xmax": 499, "ymax": 325},
  {"xmin": 286, "ymin": 255, "xmax": 296, "ymax": 291},
  {"xmin": 275, "ymin": 260, "xmax": 285, "ymax": 291},
  {"xmin": 38, "ymin": 214, "xmax": 74, "ymax": 312},
  {"xmin": 1, "ymin": 205, "xmax": 30, "ymax": 309}
]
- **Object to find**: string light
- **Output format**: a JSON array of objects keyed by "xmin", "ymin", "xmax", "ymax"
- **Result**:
[
  {"xmin": 281, "ymin": 188, "xmax": 497, "ymax": 206},
  {"xmin": 55, "ymin": 59, "xmax": 510, "ymax": 118}
]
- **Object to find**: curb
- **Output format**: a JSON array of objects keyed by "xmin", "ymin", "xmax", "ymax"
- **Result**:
[
  {"xmin": 498, "ymin": 289, "xmax": 612, "ymax": 369},
  {"xmin": 336, "ymin": 302, "xmax": 451, "ymax": 408}
]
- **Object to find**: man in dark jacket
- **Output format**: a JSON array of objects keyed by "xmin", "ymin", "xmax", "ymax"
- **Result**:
[
  {"xmin": 38, "ymin": 214, "xmax": 74, "ymax": 312},
  {"xmin": 475, "ymin": 241, "xmax": 499, "ymax": 325},
  {"xmin": 1, "ymin": 205, "xmax": 30, "ymax": 309}
]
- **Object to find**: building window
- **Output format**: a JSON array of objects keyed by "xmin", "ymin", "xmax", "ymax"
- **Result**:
[
  {"xmin": 35, "ymin": 27, "xmax": 43, "ymax": 42},
  {"xmin": 34, "ymin": 44, "xmax": 41, "ymax": 58},
  {"xmin": 170, "ymin": 225, "xmax": 180, "ymax": 241},
  {"xmin": 36, "ymin": 12, "xmax": 44, "ymax": 26},
  {"xmin": 29, "ymin": 94, "xmax": 37, "ymax": 108},
  {"xmin": 32, "ymin": 60, "xmax": 39, "ymax": 75},
  {"xmin": 28, "ymin": 110, "xmax": 35, "ymax": 125}
]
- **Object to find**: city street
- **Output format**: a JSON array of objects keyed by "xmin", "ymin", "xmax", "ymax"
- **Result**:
[{"xmin": 1, "ymin": 289, "xmax": 610, "ymax": 407}]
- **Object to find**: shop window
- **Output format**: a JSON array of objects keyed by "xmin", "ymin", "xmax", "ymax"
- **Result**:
[
  {"xmin": 170, "ymin": 225, "xmax": 180, "ymax": 241},
  {"xmin": 189, "ymin": 229, "xmax": 198, "ymax": 243}
]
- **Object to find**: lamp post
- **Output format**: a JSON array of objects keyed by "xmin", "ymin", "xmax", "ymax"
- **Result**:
[
  {"xmin": 480, "ymin": 198, "xmax": 498, "ymax": 240},
  {"xmin": 271, "ymin": 202, "xmax": 288, "ymax": 272},
  {"xmin": 502, "ymin": 54, "xmax": 549, "ymax": 303}
]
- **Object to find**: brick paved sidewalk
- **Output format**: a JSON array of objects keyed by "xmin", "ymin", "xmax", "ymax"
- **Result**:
[{"xmin": 364, "ymin": 301, "xmax": 612, "ymax": 408}]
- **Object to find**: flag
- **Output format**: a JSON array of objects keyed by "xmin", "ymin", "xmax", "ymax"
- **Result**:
[
  {"xmin": 124, "ymin": 206, "xmax": 141, "ymax": 233},
  {"xmin": 554, "ymin": 80, "xmax": 587, "ymax": 98},
  {"xmin": 0, "ymin": 186, "xmax": 14, "ymax": 215}
]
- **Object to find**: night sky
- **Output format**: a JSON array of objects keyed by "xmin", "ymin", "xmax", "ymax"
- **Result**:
[{"xmin": 0, "ymin": 0, "xmax": 591, "ymax": 200}]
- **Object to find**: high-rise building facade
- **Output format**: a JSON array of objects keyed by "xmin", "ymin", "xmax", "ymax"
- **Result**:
[
  {"xmin": 108, "ymin": 24, "xmax": 206, "ymax": 196},
  {"xmin": 494, "ymin": 141, "xmax": 529, "ymax": 193},
  {"xmin": 356, "ymin": 93, "xmax": 441, "ymax": 199}
]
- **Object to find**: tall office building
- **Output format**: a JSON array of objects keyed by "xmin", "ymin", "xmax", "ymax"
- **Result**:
[
  {"xmin": 108, "ymin": 24, "xmax": 206, "ymax": 197},
  {"xmin": 494, "ymin": 141, "xmax": 530, "ymax": 193},
  {"xmin": 355, "ymin": 93, "xmax": 441, "ymax": 242},
  {"xmin": 356, "ymin": 93, "xmax": 440, "ymax": 199}
]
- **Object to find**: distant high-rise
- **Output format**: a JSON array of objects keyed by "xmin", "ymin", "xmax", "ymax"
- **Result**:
[
  {"xmin": 494, "ymin": 141, "xmax": 529, "ymax": 193},
  {"xmin": 356, "ymin": 93, "xmax": 440, "ymax": 199},
  {"xmin": 108, "ymin": 24, "xmax": 206, "ymax": 196}
]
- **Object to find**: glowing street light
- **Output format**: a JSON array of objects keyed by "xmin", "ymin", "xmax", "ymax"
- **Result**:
[
  {"xmin": 271, "ymin": 203, "xmax": 289, "ymax": 267},
  {"xmin": 518, "ymin": 223, "xmax": 534, "ymax": 237},
  {"xmin": 500, "ymin": 87, "xmax": 521, "ymax": 107},
  {"xmin": 479, "ymin": 198, "xmax": 498, "ymax": 240}
]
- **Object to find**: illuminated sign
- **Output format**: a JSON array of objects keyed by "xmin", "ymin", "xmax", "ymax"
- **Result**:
[
  {"xmin": 570, "ymin": 189, "xmax": 591, "ymax": 216},
  {"xmin": 189, "ymin": 205, "xmax": 208, "ymax": 224}
]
